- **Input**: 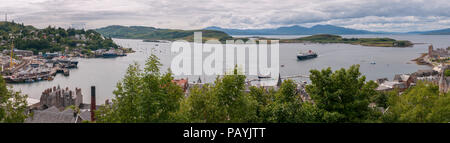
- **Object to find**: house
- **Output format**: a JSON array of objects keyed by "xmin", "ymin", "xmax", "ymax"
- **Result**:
[
  {"xmin": 376, "ymin": 81, "xmax": 407, "ymax": 92},
  {"xmin": 172, "ymin": 78, "xmax": 189, "ymax": 92},
  {"xmin": 2, "ymin": 49, "xmax": 33, "ymax": 57},
  {"xmin": 25, "ymin": 106, "xmax": 93, "ymax": 123}
]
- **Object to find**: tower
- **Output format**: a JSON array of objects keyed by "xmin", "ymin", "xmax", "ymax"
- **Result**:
[{"xmin": 428, "ymin": 45, "xmax": 433, "ymax": 58}]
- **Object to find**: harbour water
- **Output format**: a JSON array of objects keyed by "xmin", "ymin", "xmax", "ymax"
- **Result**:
[{"xmin": 10, "ymin": 35, "xmax": 450, "ymax": 103}]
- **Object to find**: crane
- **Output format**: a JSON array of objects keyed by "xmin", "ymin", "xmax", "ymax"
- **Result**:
[{"xmin": 9, "ymin": 34, "xmax": 14, "ymax": 69}]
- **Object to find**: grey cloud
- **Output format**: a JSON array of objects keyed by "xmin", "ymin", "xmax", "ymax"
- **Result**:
[{"xmin": 1, "ymin": 0, "xmax": 450, "ymax": 32}]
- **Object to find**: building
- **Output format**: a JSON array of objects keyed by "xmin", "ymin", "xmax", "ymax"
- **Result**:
[
  {"xmin": 2, "ymin": 49, "xmax": 33, "ymax": 57},
  {"xmin": 25, "ymin": 106, "xmax": 93, "ymax": 123},
  {"xmin": 172, "ymin": 78, "xmax": 189, "ymax": 92},
  {"xmin": 38, "ymin": 86, "xmax": 83, "ymax": 110},
  {"xmin": 428, "ymin": 45, "xmax": 449, "ymax": 60}
]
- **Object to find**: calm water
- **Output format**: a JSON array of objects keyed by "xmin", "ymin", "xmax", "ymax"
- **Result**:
[{"xmin": 11, "ymin": 35, "xmax": 450, "ymax": 103}]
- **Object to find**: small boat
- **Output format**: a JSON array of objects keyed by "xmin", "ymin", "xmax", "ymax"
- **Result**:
[
  {"xmin": 370, "ymin": 61, "xmax": 376, "ymax": 65},
  {"xmin": 63, "ymin": 69, "xmax": 70, "ymax": 76},
  {"xmin": 25, "ymin": 79, "xmax": 35, "ymax": 83},
  {"xmin": 297, "ymin": 50, "xmax": 318, "ymax": 60},
  {"xmin": 258, "ymin": 75, "xmax": 271, "ymax": 79}
]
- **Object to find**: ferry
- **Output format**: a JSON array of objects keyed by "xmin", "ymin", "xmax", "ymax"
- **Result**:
[{"xmin": 297, "ymin": 50, "xmax": 318, "ymax": 60}]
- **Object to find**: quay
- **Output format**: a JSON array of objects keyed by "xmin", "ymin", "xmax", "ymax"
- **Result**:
[{"xmin": 1, "ymin": 53, "xmax": 78, "ymax": 83}]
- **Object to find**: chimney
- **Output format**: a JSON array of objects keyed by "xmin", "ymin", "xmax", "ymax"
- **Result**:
[{"xmin": 90, "ymin": 86, "xmax": 96, "ymax": 122}]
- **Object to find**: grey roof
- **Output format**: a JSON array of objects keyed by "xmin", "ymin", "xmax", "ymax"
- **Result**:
[
  {"xmin": 79, "ymin": 111, "xmax": 91, "ymax": 121},
  {"xmin": 25, "ymin": 106, "xmax": 78, "ymax": 123}
]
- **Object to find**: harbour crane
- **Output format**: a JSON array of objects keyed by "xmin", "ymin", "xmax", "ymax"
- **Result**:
[{"xmin": 9, "ymin": 34, "xmax": 15, "ymax": 69}]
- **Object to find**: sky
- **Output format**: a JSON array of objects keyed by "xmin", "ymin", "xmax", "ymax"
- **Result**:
[{"xmin": 1, "ymin": 0, "xmax": 450, "ymax": 32}]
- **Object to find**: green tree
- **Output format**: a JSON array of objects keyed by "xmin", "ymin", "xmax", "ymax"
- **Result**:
[
  {"xmin": 266, "ymin": 80, "xmax": 305, "ymax": 123},
  {"xmin": 248, "ymin": 86, "xmax": 275, "ymax": 122},
  {"xmin": 383, "ymin": 82, "xmax": 450, "ymax": 123},
  {"xmin": 182, "ymin": 67, "xmax": 258, "ymax": 123},
  {"xmin": 306, "ymin": 65, "xmax": 380, "ymax": 122},
  {"xmin": 96, "ymin": 54, "xmax": 184, "ymax": 123},
  {"xmin": 0, "ymin": 75, "xmax": 29, "ymax": 123}
]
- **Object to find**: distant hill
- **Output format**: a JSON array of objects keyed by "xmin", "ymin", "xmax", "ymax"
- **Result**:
[
  {"xmin": 95, "ymin": 25, "xmax": 232, "ymax": 42},
  {"xmin": 204, "ymin": 25, "xmax": 380, "ymax": 35},
  {"xmin": 409, "ymin": 28, "xmax": 450, "ymax": 35}
]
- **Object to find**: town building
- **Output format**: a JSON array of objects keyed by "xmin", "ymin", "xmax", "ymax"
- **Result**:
[{"xmin": 38, "ymin": 86, "xmax": 83, "ymax": 110}]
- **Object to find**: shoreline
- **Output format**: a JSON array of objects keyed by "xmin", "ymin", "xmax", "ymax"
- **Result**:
[{"xmin": 412, "ymin": 53, "xmax": 433, "ymax": 66}]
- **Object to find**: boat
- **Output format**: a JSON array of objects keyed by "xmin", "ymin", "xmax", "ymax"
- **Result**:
[
  {"xmin": 63, "ymin": 69, "xmax": 70, "ymax": 76},
  {"xmin": 258, "ymin": 75, "xmax": 271, "ymax": 79},
  {"xmin": 297, "ymin": 50, "xmax": 318, "ymax": 60},
  {"xmin": 103, "ymin": 51, "xmax": 119, "ymax": 58},
  {"xmin": 25, "ymin": 79, "xmax": 35, "ymax": 83},
  {"xmin": 370, "ymin": 61, "xmax": 376, "ymax": 65}
]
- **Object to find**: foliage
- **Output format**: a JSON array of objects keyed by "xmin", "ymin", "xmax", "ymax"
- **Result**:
[
  {"xmin": 445, "ymin": 69, "xmax": 450, "ymax": 77},
  {"xmin": 0, "ymin": 21, "xmax": 119, "ymax": 54},
  {"xmin": 383, "ymin": 82, "xmax": 450, "ymax": 123},
  {"xmin": 0, "ymin": 75, "xmax": 29, "ymax": 123},
  {"xmin": 306, "ymin": 65, "xmax": 381, "ymax": 122},
  {"xmin": 182, "ymin": 67, "xmax": 258, "ymax": 123},
  {"xmin": 96, "ymin": 54, "xmax": 184, "ymax": 123},
  {"xmin": 96, "ymin": 59, "xmax": 447, "ymax": 123},
  {"xmin": 95, "ymin": 25, "xmax": 232, "ymax": 42}
]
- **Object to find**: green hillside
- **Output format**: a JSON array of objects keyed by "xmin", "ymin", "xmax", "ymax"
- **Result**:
[
  {"xmin": 0, "ymin": 21, "xmax": 119, "ymax": 54},
  {"xmin": 95, "ymin": 25, "xmax": 233, "ymax": 42}
]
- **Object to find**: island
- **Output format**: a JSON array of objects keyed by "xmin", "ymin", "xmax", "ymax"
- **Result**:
[{"xmin": 278, "ymin": 34, "xmax": 413, "ymax": 47}]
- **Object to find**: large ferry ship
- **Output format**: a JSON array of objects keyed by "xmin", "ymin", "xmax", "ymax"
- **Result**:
[{"xmin": 297, "ymin": 50, "xmax": 318, "ymax": 60}]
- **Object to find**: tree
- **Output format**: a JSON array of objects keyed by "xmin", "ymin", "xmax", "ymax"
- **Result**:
[
  {"xmin": 248, "ymin": 86, "xmax": 275, "ymax": 122},
  {"xmin": 266, "ymin": 80, "xmax": 305, "ymax": 123},
  {"xmin": 306, "ymin": 65, "xmax": 380, "ymax": 122},
  {"xmin": 96, "ymin": 54, "xmax": 184, "ymax": 123},
  {"xmin": 182, "ymin": 67, "xmax": 258, "ymax": 123},
  {"xmin": 0, "ymin": 75, "xmax": 29, "ymax": 123},
  {"xmin": 383, "ymin": 82, "xmax": 450, "ymax": 123}
]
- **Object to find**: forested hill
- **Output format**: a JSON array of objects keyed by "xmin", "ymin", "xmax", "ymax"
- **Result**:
[
  {"xmin": 0, "ymin": 21, "xmax": 118, "ymax": 54},
  {"xmin": 95, "ymin": 25, "xmax": 233, "ymax": 42}
]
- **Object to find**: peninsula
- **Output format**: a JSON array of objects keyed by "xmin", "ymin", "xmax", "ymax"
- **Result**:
[{"xmin": 0, "ymin": 22, "xmax": 131, "ymax": 56}]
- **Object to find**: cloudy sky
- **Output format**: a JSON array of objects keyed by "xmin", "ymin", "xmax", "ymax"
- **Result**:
[{"xmin": 1, "ymin": 0, "xmax": 450, "ymax": 32}]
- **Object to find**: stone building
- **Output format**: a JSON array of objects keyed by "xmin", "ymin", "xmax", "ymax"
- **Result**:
[
  {"xmin": 428, "ymin": 45, "xmax": 449, "ymax": 60},
  {"xmin": 39, "ymin": 86, "xmax": 83, "ymax": 110}
]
